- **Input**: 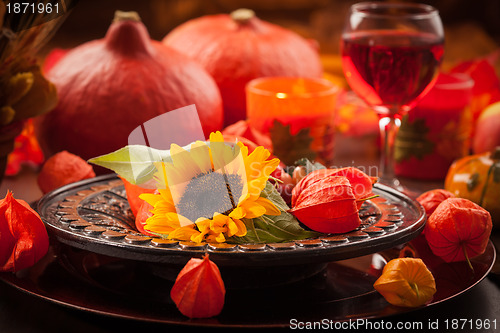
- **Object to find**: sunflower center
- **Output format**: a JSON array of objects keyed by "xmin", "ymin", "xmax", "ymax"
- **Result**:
[{"xmin": 176, "ymin": 171, "xmax": 244, "ymax": 222}]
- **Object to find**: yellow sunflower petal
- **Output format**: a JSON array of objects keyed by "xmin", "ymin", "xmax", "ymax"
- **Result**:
[
  {"xmin": 226, "ymin": 218, "xmax": 240, "ymax": 237},
  {"xmin": 167, "ymin": 226, "xmax": 200, "ymax": 241},
  {"xmin": 191, "ymin": 232, "xmax": 206, "ymax": 243},
  {"xmin": 189, "ymin": 140, "xmax": 213, "ymax": 174},
  {"xmin": 229, "ymin": 207, "xmax": 245, "ymax": 219},
  {"xmin": 169, "ymin": 143, "xmax": 203, "ymax": 183},
  {"xmin": 246, "ymin": 177, "xmax": 269, "ymax": 200},
  {"xmin": 144, "ymin": 224, "xmax": 174, "ymax": 234},
  {"xmin": 215, "ymin": 232, "xmax": 226, "ymax": 242},
  {"xmin": 139, "ymin": 192, "xmax": 163, "ymax": 206},
  {"xmin": 209, "ymin": 131, "xmax": 224, "ymax": 142},
  {"xmin": 231, "ymin": 218, "xmax": 247, "ymax": 237},
  {"xmin": 254, "ymin": 197, "xmax": 281, "ymax": 216},
  {"xmin": 239, "ymin": 200, "xmax": 267, "ymax": 219}
]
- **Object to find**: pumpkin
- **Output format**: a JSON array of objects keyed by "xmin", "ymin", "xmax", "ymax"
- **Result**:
[
  {"xmin": 34, "ymin": 11, "xmax": 223, "ymax": 164},
  {"xmin": 445, "ymin": 147, "xmax": 500, "ymax": 227},
  {"xmin": 163, "ymin": 8, "xmax": 323, "ymax": 126}
]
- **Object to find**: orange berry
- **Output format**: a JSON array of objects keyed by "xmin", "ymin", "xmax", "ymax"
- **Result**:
[{"xmin": 37, "ymin": 150, "xmax": 95, "ymax": 194}]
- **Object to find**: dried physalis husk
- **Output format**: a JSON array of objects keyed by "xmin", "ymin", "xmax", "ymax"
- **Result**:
[
  {"xmin": 0, "ymin": 191, "xmax": 49, "ymax": 272},
  {"xmin": 290, "ymin": 176, "xmax": 361, "ymax": 234},
  {"xmin": 374, "ymin": 258, "xmax": 436, "ymax": 307},
  {"xmin": 425, "ymin": 198, "xmax": 492, "ymax": 267},
  {"xmin": 170, "ymin": 254, "xmax": 225, "ymax": 318}
]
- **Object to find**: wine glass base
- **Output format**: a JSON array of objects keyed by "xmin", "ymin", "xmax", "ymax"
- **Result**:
[{"xmin": 378, "ymin": 176, "xmax": 419, "ymax": 199}]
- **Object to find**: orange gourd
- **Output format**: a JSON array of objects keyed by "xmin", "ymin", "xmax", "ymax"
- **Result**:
[
  {"xmin": 445, "ymin": 147, "xmax": 500, "ymax": 227},
  {"xmin": 163, "ymin": 8, "xmax": 323, "ymax": 126},
  {"xmin": 35, "ymin": 11, "xmax": 223, "ymax": 163},
  {"xmin": 373, "ymin": 258, "xmax": 436, "ymax": 307}
]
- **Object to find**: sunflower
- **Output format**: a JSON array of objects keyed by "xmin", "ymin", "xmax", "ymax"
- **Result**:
[{"xmin": 139, "ymin": 132, "xmax": 281, "ymax": 243}]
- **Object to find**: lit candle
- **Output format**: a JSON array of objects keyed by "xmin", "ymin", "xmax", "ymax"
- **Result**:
[{"xmin": 246, "ymin": 77, "xmax": 339, "ymax": 166}]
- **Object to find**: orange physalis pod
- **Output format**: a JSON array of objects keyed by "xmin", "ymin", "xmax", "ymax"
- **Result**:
[
  {"xmin": 170, "ymin": 254, "xmax": 225, "ymax": 318},
  {"xmin": 0, "ymin": 191, "xmax": 49, "ymax": 272},
  {"xmin": 425, "ymin": 198, "xmax": 492, "ymax": 267},
  {"xmin": 417, "ymin": 189, "xmax": 455, "ymax": 218},
  {"xmin": 290, "ymin": 176, "xmax": 361, "ymax": 234},
  {"xmin": 37, "ymin": 150, "xmax": 96, "ymax": 194},
  {"xmin": 292, "ymin": 167, "xmax": 377, "ymax": 209},
  {"xmin": 119, "ymin": 176, "xmax": 155, "ymax": 217},
  {"xmin": 374, "ymin": 257, "xmax": 436, "ymax": 307},
  {"xmin": 134, "ymin": 198, "xmax": 155, "ymax": 236}
]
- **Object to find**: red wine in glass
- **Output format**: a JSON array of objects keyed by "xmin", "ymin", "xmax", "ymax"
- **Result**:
[
  {"xmin": 342, "ymin": 30, "xmax": 444, "ymax": 115},
  {"xmin": 340, "ymin": 3, "xmax": 444, "ymax": 189}
]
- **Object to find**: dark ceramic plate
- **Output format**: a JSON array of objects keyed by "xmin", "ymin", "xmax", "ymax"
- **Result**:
[
  {"xmin": 0, "ymin": 240, "xmax": 495, "ymax": 328},
  {"xmin": 36, "ymin": 174, "xmax": 426, "ymax": 267}
]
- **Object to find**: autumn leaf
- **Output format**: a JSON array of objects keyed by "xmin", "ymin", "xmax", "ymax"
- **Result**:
[
  {"xmin": 269, "ymin": 119, "xmax": 316, "ymax": 166},
  {"xmin": 394, "ymin": 115, "xmax": 434, "ymax": 162}
]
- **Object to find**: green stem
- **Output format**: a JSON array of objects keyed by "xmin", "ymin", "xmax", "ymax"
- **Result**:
[
  {"xmin": 478, "ymin": 163, "xmax": 495, "ymax": 207},
  {"xmin": 410, "ymin": 282, "xmax": 420, "ymax": 299},
  {"xmin": 357, "ymin": 195, "xmax": 380, "ymax": 202},
  {"xmin": 462, "ymin": 243, "xmax": 475, "ymax": 275}
]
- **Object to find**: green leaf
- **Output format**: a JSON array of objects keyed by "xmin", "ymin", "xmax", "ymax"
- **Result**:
[
  {"xmin": 88, "ymin": 145, "xmax": 172, "ymax": 185},
  {"xmin": 294, "ymin": 158, "xmax": 326, "ymax": 174},
  {"xmin": 260, "ymin": 181, "xmax": 289, "ymax": 212},
  {"xmin": 228, "ymin": 182, "xmax": 320, "ymax": 244}
]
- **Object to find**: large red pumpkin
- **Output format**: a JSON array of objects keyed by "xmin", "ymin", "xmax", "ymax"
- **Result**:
[
  {"xmin": 34, "ymin": 11, "xmax": 223, "ymax": 163},
  {"xmin": 163, "ymin": 8, "xmax": 323, "ymax": 126}
]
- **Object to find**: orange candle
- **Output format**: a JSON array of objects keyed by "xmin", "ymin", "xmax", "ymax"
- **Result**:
[{"xmin": 246, "ymin": 77, "xmax": 339, "ymax": 166}]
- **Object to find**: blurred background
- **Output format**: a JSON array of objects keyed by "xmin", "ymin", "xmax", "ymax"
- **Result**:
[{"xmin": 45, "ymin": 0, "xmax": 500, "ymax": 65}]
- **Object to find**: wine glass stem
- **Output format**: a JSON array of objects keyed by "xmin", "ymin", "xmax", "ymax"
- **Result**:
[{"xmin": 379, "ymin": 115, "xmax": 400, "ymax": 184}]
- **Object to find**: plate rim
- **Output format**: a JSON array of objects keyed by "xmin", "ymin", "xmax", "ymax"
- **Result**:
[{"xmin": 36, "ymin": 174, "xmax": 427, "ymax": 266}]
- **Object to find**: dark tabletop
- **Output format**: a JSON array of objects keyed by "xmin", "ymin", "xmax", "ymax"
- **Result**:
[{"xmin": 0, "ymin": 168, "xmax": 499, "ymax": 333}]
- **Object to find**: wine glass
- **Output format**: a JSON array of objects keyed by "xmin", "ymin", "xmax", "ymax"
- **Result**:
[{"xmin": 341, "ymin": 2, "xmax": 444, "ymax": 189}]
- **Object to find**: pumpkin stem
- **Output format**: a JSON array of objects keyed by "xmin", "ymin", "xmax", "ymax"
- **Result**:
[
  {"xmin": 113, "ymin": 10, "xmax": 141, "ymax": 23},
  {"xmin": 230, "ymin": 8, "xmax": 256, "ymax": 24},
  {"xmin": 492, "ymin": 147, "xmax": 500, "ymax": 160},
  {"xmin": 478, "ymin": 161, "xmax": 495, "ymax": 206},
  {"xmin": 106, "ymin": 10, "xmax": 153, "ymax": 56}
]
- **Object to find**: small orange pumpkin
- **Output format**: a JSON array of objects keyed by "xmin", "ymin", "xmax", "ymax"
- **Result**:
[{"xmin": 444, "ymin": 147, "xmax": 500, "ymax": 227}]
